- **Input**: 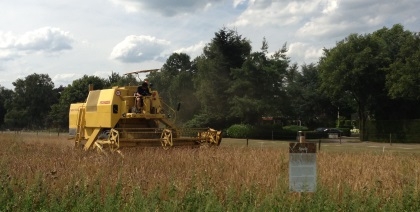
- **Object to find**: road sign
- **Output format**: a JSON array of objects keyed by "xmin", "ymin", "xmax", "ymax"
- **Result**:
[{"xmin": 289, "ymin": 143, "xmax": 317, "ymax": 192}]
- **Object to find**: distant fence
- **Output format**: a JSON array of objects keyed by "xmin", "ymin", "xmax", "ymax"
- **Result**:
[
  {"xmin": 366, "ymin": 119, "xmax": 420, "ymax": 143},
  {"xmin": 0, "ymin": 129, "xmax": 66, "ymax": 137}
]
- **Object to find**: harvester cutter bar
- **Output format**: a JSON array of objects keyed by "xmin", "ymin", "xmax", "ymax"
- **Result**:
[{"xmin": 113, "ymin": 127, "xmax": 221, "ymax": 147}]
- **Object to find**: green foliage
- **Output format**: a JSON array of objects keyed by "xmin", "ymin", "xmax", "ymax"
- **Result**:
[
  {"xmin": 4, "ymin": 73, "xmax": 58, "ymax": 129},
  {"xmin": 228, "ymin": 42, "xmax": 290, "ymax": 125},
  {"xmin": 193, "ymin": 28, "xmax": 252, "ymax": 128},
  {"xmin": 383, "ymin": 25, "xmax": 420, "ymax": 100},
  {"xmin": 282, "ymin": 125, "xmax": 308, "ymax": 132},
  {"xmin": 286, "ymin": 63, "xmax": 340, "ymax": 128},
  {"xmin": 148, "ymin": 53, "xmax": 200, "ymax": 125},
  {"xmin": 226, "ymin": 124, "xmax": 309, "ymax": 140},
  {"xmin": 318, "ymin": 24, "xmax": 420, "ymax": 140},
  {"xmin": 226, "ymin": 124, "xmax": 253, "ymax": 138},
  {"xmin": 0, "ymin": 86, "xmax": 13, "ymax": 128},
  {"xmin": 365, "ymin": 119, "xmax": 420, "ymax": 142}
]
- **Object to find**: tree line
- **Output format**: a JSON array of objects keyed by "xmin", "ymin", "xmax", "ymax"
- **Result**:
[{"xmin": 0, "ymin": 25, "xmax": 419, "ymax": 140}]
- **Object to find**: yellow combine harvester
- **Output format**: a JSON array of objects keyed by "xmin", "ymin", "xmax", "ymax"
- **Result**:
[{"xmin": 68, "ymin": 71, "xmax": 222, "ymax": 152}]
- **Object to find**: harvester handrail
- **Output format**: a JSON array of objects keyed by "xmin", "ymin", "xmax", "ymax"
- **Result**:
[{"xmin": 160, "ymin": 99, "xmax": 177, "ymax": 123}]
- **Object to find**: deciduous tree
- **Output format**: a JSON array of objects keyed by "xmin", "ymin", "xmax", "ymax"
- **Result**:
[{"xmin": 5, "ymin": 73, "xmax": 57, "ymax": 129}]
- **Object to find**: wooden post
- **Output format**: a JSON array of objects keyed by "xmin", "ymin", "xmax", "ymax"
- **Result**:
[
  {"xmin": 318, "ymin": 139, "xmax": 321, "ymax": 151},
  {"xmin": 390, "ymin": 133, "xmax": 392, "ymax": 146}
]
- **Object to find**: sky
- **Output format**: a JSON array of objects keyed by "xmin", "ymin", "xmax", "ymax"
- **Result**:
[{"xmin": 0, "ymin": 0, "xmax": 419, "ymax": 89}]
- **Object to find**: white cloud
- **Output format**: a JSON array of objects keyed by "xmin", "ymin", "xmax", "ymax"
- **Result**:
[
  {"xmin": 322, "ymin": 0, "xmax": 338, "ymax": 14},
  {"xmin": 174, "ymin": 41, "xmax": 206, "ymax": 58},
  {"xmin": 110, "ymin": 0, "xmax": 224, "ymax": 16},
  {"xmin": 14, "ymin": 27, "xmax": 74, "ymax": 52},
  {"xmin": 288, "ymin": 42, "xmax": 324, "ymax": 65},
  {"xmin": 233, "ymin": 0, "xmax": 247, "ymax": 7},
  {"xmin": 52, "ymin": 73, "xmax": 81, "ymax": 86},
  {"xmin": 0, "ymin": 31, "xmax": 15, "ymax": 48},
  {"xmin": 0, "ymin": 27, "xmax": 74, "ymax": 60},
  {"xmin": 110, "ymin": 35, "xmax": 170, "ymax": 63},
  {"xmin": 0, "ymin": 50, "xmax": 17, "ymax": 61},
  {"xmin": 230, "ymin": 1, "xmax": 321, "ymax": 27}
]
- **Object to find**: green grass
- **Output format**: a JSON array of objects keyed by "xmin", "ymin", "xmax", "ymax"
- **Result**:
[{"xmin": 1, "ymin": 178, "xmax": 419, "ymax": 211}]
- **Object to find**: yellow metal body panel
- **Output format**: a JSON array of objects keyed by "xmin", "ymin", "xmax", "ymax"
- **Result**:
[
  {"xmin": 85, "ymin": 89, "xmax": 119, "ymax": 128},
  {"xmin": 84, "ymin": 128, "xmax": 101, "ymax": 150},
  {"xmin": 68, "ymin": 103, "xmax": 85, "ymax": 138}
]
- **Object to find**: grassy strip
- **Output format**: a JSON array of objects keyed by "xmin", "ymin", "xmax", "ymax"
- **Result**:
[{"xmin": 1, "ymin": 177, "xmax": 420, "ymax": 211}]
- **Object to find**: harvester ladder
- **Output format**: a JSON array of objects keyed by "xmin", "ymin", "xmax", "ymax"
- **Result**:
[{"xmin": 75, "ymin": 106, "xmax": 85, "ymax": 146}]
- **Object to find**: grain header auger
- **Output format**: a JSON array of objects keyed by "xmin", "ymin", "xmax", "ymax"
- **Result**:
[{"xmin": 68, "ymin": 70, "xmax": 222, "ymax": 153}]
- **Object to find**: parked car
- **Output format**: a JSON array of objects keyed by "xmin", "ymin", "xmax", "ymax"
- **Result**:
[
  {"xmin": 314, "ymin": 127, "xmax": 328, "ymax": 132},
  {"xmin": 324, "ymin": 128, "xmax": 343, "ymax": 134},
  {"xmin": 314, "ymin": 127, "xmax": 343, "ymax": 138}
]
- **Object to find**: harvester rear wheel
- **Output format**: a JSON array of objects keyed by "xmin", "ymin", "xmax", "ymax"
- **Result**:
[{"xmin": 160, "ymin": 129, "xmax": 173, "ymax": 150}]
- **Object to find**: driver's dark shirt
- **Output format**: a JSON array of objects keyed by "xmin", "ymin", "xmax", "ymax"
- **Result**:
[{"xmin": 137, "ymin": 86, "xmax": 150, "ymax": 96}]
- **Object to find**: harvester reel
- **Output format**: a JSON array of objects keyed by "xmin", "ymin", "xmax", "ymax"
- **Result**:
[
  {"xmin": 108, "ymin": 129, "xmax": 120, "ymax": 151},
  {"xmin": 94, "ymin": 128, "xmax": 120, "ymax": 154},
  {"xmin": 197, "ymin": 128, "xmax": 222, "ymax": 146},
  {"xmin": 160, "ymin": 129, "xmax": 173, "ymax": 150}
]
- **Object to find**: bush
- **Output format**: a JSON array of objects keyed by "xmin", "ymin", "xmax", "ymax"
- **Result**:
[
  {"xmin": 282, "ymin": 125, "xmax": 308, "ymax": 132},
  {"xmin": 252, "ymin": 124, "xmax": 296, "ymax": 140},
  {"xmin": 226, "ymin": 124, "xmax": 253, "ymax": 138}
]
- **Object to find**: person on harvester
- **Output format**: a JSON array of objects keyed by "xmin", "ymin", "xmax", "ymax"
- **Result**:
[{"xmin": 135, "ymin": 82, "xmax": 151, "ymax": 110}]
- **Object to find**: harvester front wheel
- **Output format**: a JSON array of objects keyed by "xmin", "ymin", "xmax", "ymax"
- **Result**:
[
  {"xmin": 160, "ymin": 129, "xmax": 173, "ymax": 150},
  {"xmin": 108, "ymin": 129, "xmax": 120, "ymax": 152}
]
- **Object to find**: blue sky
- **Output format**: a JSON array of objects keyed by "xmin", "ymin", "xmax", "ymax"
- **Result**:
[{"xmin": 1, "ymin": 0, "xmax": 419, "ymax": 89}]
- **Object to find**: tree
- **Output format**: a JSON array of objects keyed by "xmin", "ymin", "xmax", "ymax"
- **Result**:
[
  {"xmin": 319, "ymin": 33, "xmax": 386, "ymax": 140},
  {"xmin": 4, "ymin": 73, "xmax": 57, "ymax": 129},
  {"xmin": 228, "ymin": 40, "xmax": 290, "ymax": 124},
  {"xmin": 285, "ymin": 63, "xmax": 343, "ymax": 128},
  {"xmin": 148, "ymin": 53, "xmax": 199, "ymax": 125},
  {"xmin": 192, "ymin": 28, "xmax": 252, "ymax": 128},
  {"xmin": 384, "ymin": 28, "xmax": 420, "ymax": 100},
  {"xmin": 318, "ymin": 24, "xmax": 420, "ymax": 140},
  {"xmin": 106, "ymin": 71, "xmax": 123, "ymax": 87},
  {"xmin": 0, "ymin": 86, "xmax": 13, "ymax": 128}
]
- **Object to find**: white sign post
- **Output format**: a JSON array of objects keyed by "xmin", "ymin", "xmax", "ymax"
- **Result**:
[{"xmin": 289, "ymin": 143, "xmax": 317, "ymax": 192}]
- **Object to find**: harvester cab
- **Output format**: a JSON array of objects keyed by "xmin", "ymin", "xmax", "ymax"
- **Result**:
[{"xmin": 69, "ymin": 69, "xmax": 222, "ymax": 152}]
